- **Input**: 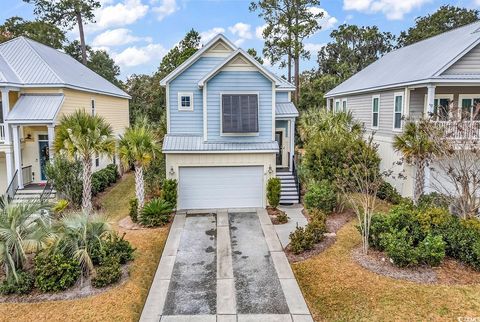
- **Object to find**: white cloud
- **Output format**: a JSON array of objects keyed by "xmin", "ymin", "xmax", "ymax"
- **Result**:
[
  {"xmin": 200, "ymin": 27, "xmax": 226, "ymax": 44},
  {"xmin": 305, "ymin": 42, "xmax": 326, "ymax": 54},
  {"xmin": 92, "ymin": 28, "xmax": 147, "ymax": 46},
  {"xmin": 152, "ymin": 0, "xmax": 178, "ymax": 21},
  {"xmin": 309, "ymin": 7, "xmax": 338, "ymax": 30},
  {"xmin": 255, "ymin": 24, "xmax": 266, "ymax": 40},
  {"xmin": 343, "ymin": 0, "xmax": 431, "ymax": 20},
  {"xmin": 93, "ymin": 0, "xmax": 149, "ymax": 30},
  {"xmin": 229, "ymin": 22, "xmax": 253, "ymax": 40},
  {"xmin": 113, "ymin": 43, "xmax": 167, "ymax": 67}
]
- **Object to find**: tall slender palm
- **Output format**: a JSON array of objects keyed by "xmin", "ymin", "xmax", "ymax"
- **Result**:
[
  {"xmin": 118, "ymin": 120, "xmax": 160, "ymax": 210},
  {"xmin": 54, "ymin": 110, "xmax": 115, "ymax": 214},
  {"xmin": 393, "ymin": 120, "xmax": 437, "ymax": 204},
  {"xmin": 0, "ymin": 199, "xmax": 53, "ymax": 281}
]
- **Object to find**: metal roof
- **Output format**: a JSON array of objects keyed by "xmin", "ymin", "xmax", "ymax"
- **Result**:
[
  {"xmin": 326, "ymin": 21, "xmax": 480, "ymax": 97},
  {"xmin": 6, "ymin": 94, "xmax": 64, "ymax": 123},
  {"xmin": 0, "ymin": 37, "xmax": 130, "ymax": 99},
  {"xmin": 276, "ymin": 102, "xmax": 299, "ymax": 117},
  {"xmin": 162, "ymin": 134, "xmax": 279, "ymax": 153}
]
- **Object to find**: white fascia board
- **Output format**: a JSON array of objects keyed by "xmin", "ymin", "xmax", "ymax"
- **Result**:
[
  {"xmin": 160, "ymin": 34, "xmax": 237, "ymax": 86},
  {"xmin": 162, "ymin": 149, "xmax": 278, "ymax": 154}
]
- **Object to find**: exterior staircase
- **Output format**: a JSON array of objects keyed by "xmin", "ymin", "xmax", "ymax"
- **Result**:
[
  {"xmin": 12, "ymin": 185, "xmax": 56, "ymax": 204},
  {"xmin": 276, "ymin": 170, "xmax": 300, "ymax": 204}
]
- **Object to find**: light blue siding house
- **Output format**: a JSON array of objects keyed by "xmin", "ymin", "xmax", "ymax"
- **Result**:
[{"xmin": 160, "ymin": 35, "xmax": 299, "ymax": 209}]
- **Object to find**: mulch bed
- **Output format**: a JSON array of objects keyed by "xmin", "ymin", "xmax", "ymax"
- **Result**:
[
  {"xmin": 0, "ymin": 264, "xmax": 131, "ymax": 303},
  {"xmin": 266, "ymin": 207, "xmax": 288, "ymax": 225},
  {"xmin": 353, "ymin": 247, "xmax": 480, "ymax": 285},
  {"xmin": 286, "ymin": 209, "xmax": 355, "ymax": 263}
]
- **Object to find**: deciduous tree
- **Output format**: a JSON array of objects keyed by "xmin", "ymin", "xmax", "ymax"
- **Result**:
[{"xmin": 0, "ymin": 16, "xmax": 66, "ymax": 48}]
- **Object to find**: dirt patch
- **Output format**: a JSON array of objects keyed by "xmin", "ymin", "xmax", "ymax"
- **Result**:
[
  {"xmin": 0, "ymin": 264, "xmax": 131, "ymax": 303},
  {"xmin": 286, "ymin": 210, "xmax": 355, "ymax": 262},
  {"xmin": 119, "ymin": 216, "xmax": 145, "ymax": 230},
  {"xmin": 353, "ymin": 247, "xmax": 480, "ymax": 285},
  {"xmin": 266, "ymin": 207, "xmax": 288, "ymax": 225}
]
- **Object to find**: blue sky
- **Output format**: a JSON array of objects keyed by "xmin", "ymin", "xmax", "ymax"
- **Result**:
[{"xmin": 2, "ymin": 0, "xmax": 479, "ymax": 80}]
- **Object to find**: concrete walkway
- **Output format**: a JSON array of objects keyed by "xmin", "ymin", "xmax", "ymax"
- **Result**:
[
  {"xmin": 140, "ymin": 208, "xmax": 312, "ymax": 322},
  {"xmin": 275, "ymin": 205, "xmax": 308, "ymax": 249}
]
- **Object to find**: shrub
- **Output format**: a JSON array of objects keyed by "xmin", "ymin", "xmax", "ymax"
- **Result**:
[
  {"xmin": 417, "ymin": 234, "xmax": 446, "ymax": 266},
  {"xmin": 0, "ymin": 271, "xmax": 34, "ymax": 295},
  {"xmin": 45, "ymin": 155, "xmax": 83, "ymax": 207},
  {"xmin": 305, "ymin": 211, "xmax": 327, "ymax": 243},
  {"xmin": 162, "ymin": 179, "xmax": 177, "ymax": 209},
  {"xmin": 376, "ymin": 181, "xmax": 402, "ymax": 204},
  {"xmin": 144, "ymin": 156, "xmax": 166, "ymax": 197},
  {"xmin": 129, "ymin": 198, "xmax": 138, "ymax": 223},
  {"xmin": 53, "ymin": 199, "xmax": 69, "ymax": 215},
  {"xmin": 91, "ymin": 165, "xmax": 120, "ymax": 195},
  {"xmin": 381, "ymin": 229, "xmax": 418, "ymax": 267},
  {"xmin": 418, "ymin": 192, "xmax": 450, "ymax": 210},
  {"xmin": 303, "ymin": 180, "xmax": 337, "ymax": 213},
  {"xmin": 92, "ymin": 256, "xmax": 122, "ymax": 288},
  {"xmin": 140, "ymin": 199, "xmax": 173, "ymax": 227},
  {"xmin": 103, "ymin": 233, "xmax": 135, "ymax": 265},
  {"xmin": 289, "ymin": 226, "xmax": 315, "ymax": 254},
  {"xmin": 34, "ymin": 252, "xmax": 81, "ymax": 292},
  {"xmin": 267, "ymin": 177, "xmax": 281, "ymax": 208},
  {"xmin": 416, "ymin": 207, "xmax": 451, "ymax": 233},
  {"xmin": 369, "ymin": 214, "xmax": 390, "ymax": 250},
  {"xmin": 276, "ymin": 210, "xmax": 289, "ymax": 224}
]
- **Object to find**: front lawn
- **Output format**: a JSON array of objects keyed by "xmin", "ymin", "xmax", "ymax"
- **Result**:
[
  {"xmin": 0, "ymin": 173, "xmax": 169, "ymax": 321},
  {"xmin": 293, "ymin": 219, "xmax": 480, "ymax": 321}
]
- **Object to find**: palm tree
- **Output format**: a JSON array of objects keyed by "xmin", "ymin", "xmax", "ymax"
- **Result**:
[
  {"xmin": 393, "ymin": 119, "xmax": 437, "ymax": 204},
  {"xmin": 118, "ymin": 120, "xmax": 160, "ymax": 210},
  {"xmin": 54, "ymin": 110, "xmax": 116, "ymax": 214},
  {"xmin": 0, "ymin": 199, "xmax": 53, "ymax": 281},
  {"xmin": 54, "ymin": 212, "xmax": 112, "ymax": 277}
]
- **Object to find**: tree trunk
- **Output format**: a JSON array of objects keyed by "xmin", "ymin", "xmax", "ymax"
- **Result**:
[
  {"xmin": 76, "ymin": 12, "xmax": 88, "ymax": 65},
  {"xmin": 293, "ymin": 12, "xmax": 300, "ymax": 104},
  {"xmin": 414, "ymin": 159, "xmax": 426, "ymax": 205},
  {"xmin": 82, "ymin": 156, "xmax": 93, "ymax": 214},
  {"xmin": 134, "ymin": 164, "xmax": 145, "ymax": 211}
]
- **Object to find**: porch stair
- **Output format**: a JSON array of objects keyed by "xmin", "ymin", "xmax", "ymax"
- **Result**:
[
  {"xmin": 12, "ymin": 187, "xmax": 56, "ymax": 204},
  {"xmin": 276, "ymin": 171, "xmax": 299, "ymax": 204}
]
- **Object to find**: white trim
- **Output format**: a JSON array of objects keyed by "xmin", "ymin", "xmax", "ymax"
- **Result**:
[
  {"xmin": 434, "ymin": 37, "xmax": 480, "ymax": 76},
  {"xmin": 272, "ymin": 82, "xmax": 275, "ymax": 141},
  {"xmin": 458, "ymin": 94, "xmax": 480, "ymax": 120},
  {"xmin": 160, "ymin": 34, "xmax": 237, "ymax": 86},
  {"xmin": 166, "ymin": 83, "xmax": 170, "ymax": 133},
  {"xmin": 371, "ymin": 95, "xmax": 380, "ymax": 129},
  {"xmin": 393, "ymin": 91, "xmax": 404, "ymax": 132},
  {"xmin": 177, "ymin": 92, "xmax": 194, "ymax": 111},
  {"xmin": 275, "ymin": 127, "xmax": 287, "ymax": 167},
  {"xmin": 198, "ymin": 49, "xmax": 280, "ymax": 87},
  {"xmin": 219, "ymin": 92, "xmax": 260, "ymax": 136},
  {"xmin": 422, "ymin": 93, "xmax": 454, "ymax": 115},
  {"xmin": 163, "ymin": 150, "xmax": 277, "ymax": 154},
  {"xmin": 203, "ymin": 84, "xmax": 207, "ymax": 141}
]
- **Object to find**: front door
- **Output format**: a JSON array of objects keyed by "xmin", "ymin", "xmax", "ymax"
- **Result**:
[
  {"xmin": 38, "ymin": 139, "xmax": 49, "ymax": 181},
  {"xmin": 275, "ymin": 131, "xmax": 283, "ymax": 166}
]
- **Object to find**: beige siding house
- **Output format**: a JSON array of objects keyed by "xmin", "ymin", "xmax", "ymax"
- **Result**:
[
  {"xmin": 0, "ymin": 37, "xmax": 130, "ymax": 196},
  {"xmin": 325, "ymin": 21, "xmax": 480, "ymax": 198}
]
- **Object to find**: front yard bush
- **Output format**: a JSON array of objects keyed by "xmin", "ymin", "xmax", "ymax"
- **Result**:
[
  {"xmin": 140, "ymin": 199, "xmax": 173, "ymax": 227},
  {"xmin": 34, "ymin": 252, "xmax": 81, "ymax": 293},
  {"xmin": 267, "ymin": 177, "xmax": 281, "ymax": 208},
  {"xmin": 162, "ymin": 179, "xmax": 177, "ymax": 209},
  {"xmin": 304, "ymin": 180, "xmax": 337, "ymax": 213},
  {"xmin": 0, "ymin": 271, "xmax": 34, "ymax": 295},
  {"xmin": 92, "ymin": 164, "xmax": 120, "ymax": 196},
  {"xmin": 45, "ymin": 155, "xmax": 83, "ymax": 207},
  {"xmin": 289, "ymin": 226, "xmax": 315, "ymax": 254},
  {"xmin": 376, "ymin": 181, "xmax": 402, "ymax": 204},
  {"xmin": 417, "ymin": 234, "xmax": 446, "ymax": 266},
  {"xmin": 103, "ymin": 233, "xmax": 135, "ymax": 265},
  {"xmin": 418, "ymin": 192, "xmax": 450, "ymax": 210},
  {"xmin": 92, "ymin": 256, "xmax": 122, "ymax": 288},
  {"xmin": 129, "ymin": 198, "xmax": 138, "ymax": 223},
  {"xmin": 305, "ymin": 210, "xmax": 327, "ymax": 243}
]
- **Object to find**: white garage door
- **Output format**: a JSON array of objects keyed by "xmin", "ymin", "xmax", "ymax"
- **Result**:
[{"xmin": 178, "ymin": 166, "xmax": 264, "ymax": 209}]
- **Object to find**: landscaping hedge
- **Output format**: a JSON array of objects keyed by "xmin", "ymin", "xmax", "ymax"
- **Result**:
[{"xmin": 92, "ymin": 164, "xmax": 120, "ymax": 196}]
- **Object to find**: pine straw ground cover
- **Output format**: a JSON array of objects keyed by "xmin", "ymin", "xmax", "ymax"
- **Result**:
[
  {"xmin": 0, "ymin": 173, "xmax": 169, "ymax": 322},
  {"xmin": 293, "ymin": 219, "xmax": 480, "ymax": 321}
]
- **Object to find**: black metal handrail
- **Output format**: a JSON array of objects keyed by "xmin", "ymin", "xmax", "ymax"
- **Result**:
[
  {"xmin": 5, "ymin": 170, "xmax": 18, "ymax": 201},
  {"xmin": 292, "ymin": 155, "xmax": 301, "ymax": 204},
  {"xmin": 40, "ymin": 180, "xmax": 54, "ymax": 203}
]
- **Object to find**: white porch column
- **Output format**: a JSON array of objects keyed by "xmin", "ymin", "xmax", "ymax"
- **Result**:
[
  {"xmin": 4, "ymin": 149, "xmax": 14, "ymax": 185},
  {"xmin": 47, "ymin": 124, "xmax": 55, "ymax": 159},
  {"xmin": 426, "ymin": 84, "xmax": 436, "ymax": 115},
  {"xmin": 1, "ymin": 88, "xmax": 11, "ymax": 143},
  {"xmin": 12, "ymin": 125, "xmax": 23, "ymax": 189},
  {"xmin": 289, "ymin": 118, "xmax": 295, "ymax": 172}
]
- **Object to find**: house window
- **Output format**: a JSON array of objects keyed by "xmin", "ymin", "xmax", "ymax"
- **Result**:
[
  {"xmin": 393, "ymin": 93, "xmax": 403, "ymax": 130},
  {"xmin": 91, "ymin": 99, "xmax": 95, "ymax": 116},
  {"xmin": 335, "ymin": 100, "xmax": 340, "ymax": 113},
  {"xmin": 222, "ymin": 94, "xmax": 258, "ymax": 134},
  {"xmin": 95, "ymin": 153, "xmax": 100, "ymax": 167},
  {"xmin": 459, "ymin": 94, "xmax": 480, "ymax": 120},
  {"xmin": 342, "ymin": 99, "xmax": 347, "ymax": 112},
  {"xmin": 372, "ymin": 95, "xmax": 380, "ymax": 128},
  {"xmin": 178, "ymin": 92, "xmax": 193, "ymax": 111}
]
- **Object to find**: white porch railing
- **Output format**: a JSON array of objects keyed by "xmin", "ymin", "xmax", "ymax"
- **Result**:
[
  {"xmin": 432, "ymin": 121, "xmax": 480, "ymax": 140},
  {"xmin": 0, "ymin": 123, "xmax": 4, "ymax": 142}
]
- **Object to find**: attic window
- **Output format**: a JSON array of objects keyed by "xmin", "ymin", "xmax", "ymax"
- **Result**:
[{"xmin": 178, "ymin": 92, "xmax": 193, "ymax": 111}]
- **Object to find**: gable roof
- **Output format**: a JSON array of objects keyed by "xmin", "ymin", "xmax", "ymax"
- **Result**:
[
  {"xmin": 0, "ymin": 37, "xmax": 130, "ymax": 99},
  {"xmin": 198, "ymin": 49, "xmax": 281, "ymax": 87},
  {"xmin": 326, "ymin": 21, "xmax": 480, "ymax": 97}
]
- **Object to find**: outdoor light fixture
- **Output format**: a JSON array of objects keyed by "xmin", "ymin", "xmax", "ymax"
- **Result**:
[
  {"xmin": 268, "ymin": 165, "xmax": 274, "ymax": 175},
  {"xmin": 169, "ymin": 166, "xmax": 175, "ymax": 176}
]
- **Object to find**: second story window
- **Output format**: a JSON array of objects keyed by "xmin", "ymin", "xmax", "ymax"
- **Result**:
[
  {"xmin": 394, "ymin": 92, "xmax": 404, "ymax": 130},
  {"xmin": 91, "ymin": 99, "xmax": 95, "ymax": 116},
  {"xmin": 178, "ymin": 92, "xmax": 194, "ymax": 111},
  {"xmin": 372, "ymin": 95, "xmax": 380, "ymax": 129},
  {"xmin": 222, "ymin": 94, "xmax": 258, "ymax": 134}
]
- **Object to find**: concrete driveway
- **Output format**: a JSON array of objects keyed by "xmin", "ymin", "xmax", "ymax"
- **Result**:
[{"xmin": 140, "ymin": 208, "xmax": 312, "ymax": 322}]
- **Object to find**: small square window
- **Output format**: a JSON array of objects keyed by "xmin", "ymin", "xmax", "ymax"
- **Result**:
[{"xmin": 178, "ymin": 93, "xmax": 193, "ymax": 111}]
